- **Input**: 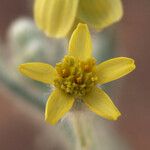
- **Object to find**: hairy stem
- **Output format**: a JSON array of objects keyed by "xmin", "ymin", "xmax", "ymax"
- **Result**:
[{"xmin": 71, "ymin": 111, "xmax": 93, "ymax": 150}]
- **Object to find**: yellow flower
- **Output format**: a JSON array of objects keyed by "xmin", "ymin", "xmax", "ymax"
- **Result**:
[
  {"xmin": 19, "ymin": 23, "xmax": 135, "ymax": 125},
  {"xmin": 34, "ymin": 0, "xmax": 123, "ymax": 38}
]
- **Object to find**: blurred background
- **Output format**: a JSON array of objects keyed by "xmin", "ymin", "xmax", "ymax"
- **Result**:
[{"xmin": 0, "ymin": 0, "xmax": 149, "ymax": 150}]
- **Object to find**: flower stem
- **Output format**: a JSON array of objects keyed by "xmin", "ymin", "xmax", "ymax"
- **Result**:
[{"xmin": 71, "ymin": 111, "xmax": 93, "ymax": 150}]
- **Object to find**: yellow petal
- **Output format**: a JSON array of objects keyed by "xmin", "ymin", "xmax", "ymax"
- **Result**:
[
  {"xmin": 19, "ymin": 62, "xmax": 56, "ymax": 84},
  {"xmin": 69, "ymin": 23, "xmax": 92, "ymax": 60},
  {"xmin": 45, "ymin": 89, "xmax": 74, "ymax": 125},
  {"xmin": 83, "ymin": 87, "xmax": 121, "ymax": 120},
  {"xmin": 34, "ymin": 0, "xmax": 79, "ymax": 38},
  {"xmin": 77, "ymin": 0, "xmax": 123, "ymax": 30},
  {"xmin": 96, "ymin": 57, "xmax": 136, "ymax": 85}
]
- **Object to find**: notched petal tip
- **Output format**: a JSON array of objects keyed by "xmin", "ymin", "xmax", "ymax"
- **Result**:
[
  {"xmin": 123, "ymin": 57, "xmax": 136, "ymax": 73},
  {"xmin": 77, "ymin": 23, "xmax": 88, "ymax": 29},
  {"xmin": 18, "ymin": 64, "xmax": 27, "ymax": 74},
  {"xmin": 45, "ymin": 115, "xmax": 57, "ymax": 125},
  {"xmin": 130, "ymin": 58, "xmax": 136, "ymax": 69},
  {"xmin": 110, "ymin": 111, "xmax": 121, "ymax": 121}
]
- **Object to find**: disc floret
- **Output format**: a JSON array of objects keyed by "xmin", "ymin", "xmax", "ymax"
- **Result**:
[{"xmin": 54, "ymin": 56, "xmax": 98, "ymax": 98}]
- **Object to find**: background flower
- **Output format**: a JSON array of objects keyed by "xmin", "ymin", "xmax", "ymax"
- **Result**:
[{"xmin": 34, "ymin": 0, "xmax": 123, "ymax": 37}]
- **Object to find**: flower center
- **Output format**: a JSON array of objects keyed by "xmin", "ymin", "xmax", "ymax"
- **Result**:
[{"xmin": 54, "ymin": 55, "xmax": 97, "ymax": 98}]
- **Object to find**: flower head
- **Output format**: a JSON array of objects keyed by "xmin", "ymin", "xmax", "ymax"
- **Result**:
[
  {"xmin": 19, "ymin": 23, "xmax": 135, "ymax": 125},
  {"xmin": 34, "ymin": 0, "xmax": 123, "ymax": 37}
]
